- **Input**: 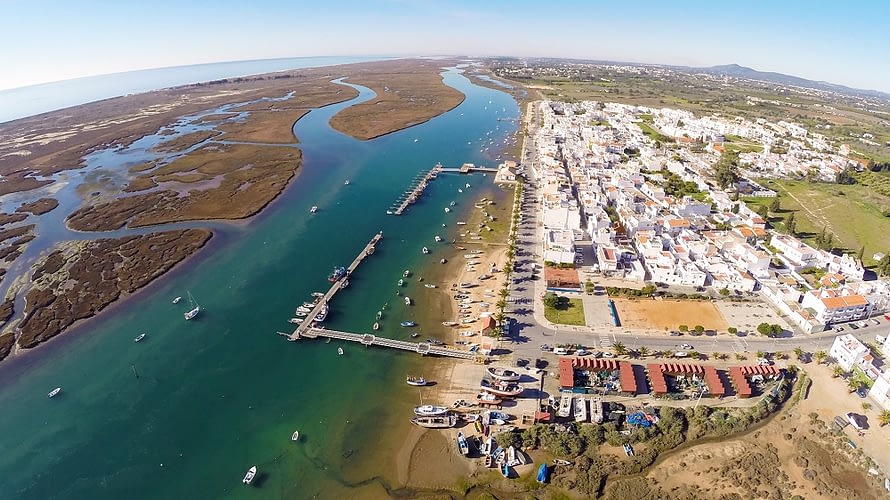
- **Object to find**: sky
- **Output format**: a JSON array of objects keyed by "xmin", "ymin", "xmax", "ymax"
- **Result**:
[{"xmin": 1, "ymin": 0, "xmax": 888, "ymax": 93}]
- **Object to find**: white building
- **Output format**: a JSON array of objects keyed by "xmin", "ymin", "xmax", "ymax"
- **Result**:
[
  {"xmin": 770, "ymin": 234, "xmax": 819, "ymax": 269},
  {"xmin": 829, "ymin": 334, "xmax": 870, "ymax": 372},
  {"xmin": 870, "ymin": 370, "xmax": 890, "ymax": 410},
  {"xmin": 800, "ymin": 288, "xmax": 872, "ymax": 325},
  {"xmin": 543, "ymin": 229, "xmax": 576, "ymax": 265}
]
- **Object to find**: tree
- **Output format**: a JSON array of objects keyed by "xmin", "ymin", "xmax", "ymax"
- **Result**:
[
  {"xmin": 793, "ymin": 347, "xmax": 804, "ymax": 361},
  {"xmin": 678, "ymin": 324, "xmax": 689, "ymax": 333},
  {"xmin": 638, "ymin": 346, "xmax": 650, "ymax": 358},
  {"xmin": 847, "ymin": 378, "xmax": 862, "ymax": 392},
  {"xmin": 832, "ymin": 365, "xmax": 845, "ymax": 378},
  {"xmin": 756, "ymin": 350, "xmax": 766, "ymax": 359},
  {"xmin": 757, "ymin": 323, "xmax": 772, "ymax": 336},
  {"xmin": 543, "ymin": 292, "xmax": 559, "ymax": 309},
  {"xmin": 713, "ymin": 352, "xmax": 724, "ymax": 361},
  {"xmin": 814, "ymin": 350, "xmax": 827, "ymax": 364},
  {"xmin": 769, "ymin": 197, "xmax": 781, "ymax": 213},
  {"xmin": 785, "ymin": 212, "xmax": 796, "ymax": 235},
  {"xmin": 878, "ymin": 410, "xmax": 890, "ymax": 427},
  {"xmin": 862, "ymin": 402, "xmax": 872, "ymax": 412},
  {"xmin": 727, "ymin": 327, "xmax": 738, "ymax": 335},
  {"xmin": 694, "ymin": 325, "xmax": 705, "ymax": 335},
  {"xmin": 719, "ymin": 288, "xmax": 730, "ymax": 296},
  {"xmin": 499, "ymin": 288, "xmax": 510, "ymax": 299},
  {"xmin": 613, "ymin": 342, "xmax": 628, "ymax": 356},
  {"xmin": 876, "ymin": 254, "xmax": 890, "ymax": 277},
  {"xmin": 756, "ymin": 204, "xmax": 770, "ymax": 221}
]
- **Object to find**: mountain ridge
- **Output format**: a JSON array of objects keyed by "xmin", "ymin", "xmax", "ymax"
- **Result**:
[{"xmin": 695, "ymin": 63, "xmax": 889, "ymax": 100}]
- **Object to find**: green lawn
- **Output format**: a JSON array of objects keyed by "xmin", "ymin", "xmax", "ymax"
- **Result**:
[
  {"xmin": 749, "ymin": 178, "xmax": 890, "ymax": 265},
  {"xmin": 544, "ymin": 297, "xmax": 586, "ymax": 326},
  {"xmin": 636, "ymin": 122, "xmax": 674, "ymax": 143}
]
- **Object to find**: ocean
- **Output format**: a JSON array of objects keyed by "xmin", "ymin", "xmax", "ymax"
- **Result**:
[{"xmin": 0, "ymin": 63, "xmax": 519, "ymax": 498}]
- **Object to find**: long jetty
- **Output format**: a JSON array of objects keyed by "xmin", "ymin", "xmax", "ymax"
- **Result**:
[{"xmin": 388, "ymin": 164, "xmax": 442, "ymax": 216}]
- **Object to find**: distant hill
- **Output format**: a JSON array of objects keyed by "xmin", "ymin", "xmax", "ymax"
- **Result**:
[{"xmin": 695, "ymin": 63, "xmax": 890, "ymax": 100}]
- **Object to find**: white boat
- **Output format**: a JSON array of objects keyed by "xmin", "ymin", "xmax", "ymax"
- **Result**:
[
  {"xmin": 459, "ymin": 331, "xmax": 475, "ymax": 337},
  {"xmin": 404, "ymin": 296, "xmax": 412, "ymax": 306},
  {"xmin": 310, "ymin": 206, "xmax": 318, "ymax": 213},
  {"xmin": 458, "ymin": 189, "xmax": 463, "ymax": 193},
  {"xmin": 481, "ymin": 436, "xmax": 494, "ymax": 456},
  {"xmin": 296, "ymin": 306, "xmax": 312, "ymax": 314},
  {"xmin": 294, "ymin": 311, "xmax": 308, "ymax": 318},
  {"xmin": 315, "ymin": 304, "xmax": 329, "ymax": 322},
  {"xmin": 344, "ymin": 180, "xmax": 350, "ymax": 185},
  {"xmin": 411, "ymin": 414, "xmax": 456, "ymax": 428},
  {"xmin": 442, "ymin": 321, "xmax": 458, "ymax": 327},
  {"xmin": 291, "ymin": 431, "xmax": 300, "ymax": 441},
  {"xmin": 372, "ymin": 322, "xmax": 379, "ymax": 330},
  {"xmin": 574, "ymin": 396, "xmax": 587, "ymax": 423},
  {"xmin": 403, "ymin": 269, "xmax": 411, "ymax": 277},
  {"xmin": 450, "ymin": 201, "xmax": 456, "ymax": 206},
  {"xmin": 480, "ymin": 379, "xmax": 524, "ymax": 397},
  {"xmin": 406, "ymin": 376, "xmax": 427, "ymax": 386},
  {"xmin": 557, "ymin": 393, "xmax": 572, "ymax": 418},
  {"xmin": 337, "ymin": 347, "xmax": 344, "ymax": 355},
  {"xmin": 465, "ymin": 183, "xmax": 471, "ymax": 188},
  {"xmin": 444, "ymin": 207, "xmax": 450, "ymax": 213},
  {"xmin": 506, "ymin": 446, "xmax": 518, "ymax": 466},
  {"xmin": 242, "ymin": 466, "xmax": 257, "ymax": 485},
  {"xmin": 183, "ymin": 291, "xmax": 200, "ymax": 320},
  {"xmin": 172, "ymin": 296, "xmax": 181, "ymax": 304},
  {"xmin": 134, "ymin": 333, "xmax": 146, "ymax": 343},
  {"xmin": 422, "ymin": 247, "xmax": 429, "ymax": 254},
  {"xmin": 289, "ymin": 318, "xmax": 302, "ymax": 324},
  {"xmin": 456, "ymin": 221, "xmax": 466, "ymax": 225},
  {"xmin": 398, "ymin": 278, "xmax": 404, "ymax": 286},
  {"xmin": 48, "ymin": 387, "xmax": 61, "ymax": 398},
  {"xmin": 414, "ymin": 405, "xmax": 449, "ymax": 416},
  {"xmin": 376, "ymin": 310, "xmax": 383, "ymax": 320},
  {"xmin": 434, "ymin": 235, "xmax": 442, "ymax": 242},
  {"xmin": 424, "ymin": 283, "xmax": 436, "ymax": 288},
  {"xmin": 457, "ymin": 432, "xmax": 470, "ymax": 456},
  {"xmin": 486, "ymin": 367, "xmax": 521, "ymax": 382}
]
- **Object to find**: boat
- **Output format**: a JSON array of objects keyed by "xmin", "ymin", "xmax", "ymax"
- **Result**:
[
  {"xmin": 574, "ymin": 396, "xmax": 587, "ymax": 423},
  {"xmin": 337, "ymin": 347, "xmax": 344, "ymax": 356},
  {"xmin": 373, "ymin": 322, "xmax": 379, "ymax": 330},
  {"xmin": 291, "ymin": 431, "xmax": 300, "ymax": 441},
  {"xmin": 440, "ymin": 258, "xmax": 447, "ymax": 264},
  {"xmin": 398, "ymin": 278, "xmax": 404, "ymax": 286},
  {"xmin": 411, "ymin": 414, "xmax": 456, "ymax": 428},
  {"xmin": 48, "ymin": 387, "xmax": 61, "ymax": 398},
  {"xmin": 456, "ymin": 221, "xmax": 467, "ymax": 225},
  {"xmin": 410, "ymin": 332, "xmax": 420, "ymax": 338},
  {"xmin": 184, "ymin": 291, "xmax": 200, "ymax": 320},
  {"xmin": 486, "ymin": 367, "xmax": 521, "ymax": 382},
  {"xmin": 327, "ymin": 266, "xmax": 346, "ymax": 282},
  {"xmin": 341, "ymin": 279, "xmax": 349, "ymax": 288},
  {"xmin": 444, "ymin": 207, "xmax": 450, "ymax": 213},
  {"xmin": 552, "ymin": 459, "xmax": 573, "ymax": 466},
  {"xmin": 501, "ymin": 463, "xmax": 510, "ymax": 478},
  {"xmin": 450, "ymin": 201, "xmax": 456, "ymax": 206},
  {"xmin": 400, "ymin": 320, "xmax": 416, "ymax": 327},
  {"xmin": 302, "ymin": 301, "xmax": 316, "ymax": 308},
  {"xmin": 310, "ymin": 206, "xmax": 318, "ymax": 213},
  {"xmin": 485, "ymin": 455, "xmax": 493, "ymax": 468},
  {"xmin": 311, "ymin": 292, "xmax": 325, "ymax": 298},
  {"xmin": 407, "ymin": 376, "xmax": 427, "ymax": 386},
  {"xmin": 481, "ymin": 436, "xmax": 494, "ymax": 456},
  {"xmin": 465, "ymin": 183, "xmax": 471, "ymax": 188},
  {"xmin": 315, "ymin": 304, "xmax": 329, "ymax": 322},
  {"xmin": 434, "ymin": 235, "xmax": 442, "ymax": 242},
  {"xmin": 404, "ymin": 297, "xmax": 412, "ymax": 306},
  {"xmin": 242, "ymin": 466, "xmax": 257, "ymax": 485},
  {"xmin": 481, "ymin": 380, "xmax": 525, "ymax": 398},
  {"xmin": 296, "ymin": 306, "xmax": 312, "ymax": 314},
  {"xmin": 459, "ymin": 331, "xmax": 475, "ymax": 337},
  {"xmin": 422, "ymin": 247, "xmax": 430, "ymax": 254},
  {"xmin": 536, "ymin": 464, "xmax": 548, "ymax": 483},
  {"xmin": 458, "ymin": 188, "xmax": 463, "ymax": 193},
  {"xmin": 424, "ymin": 283, "xmax": 436, "ymax": 288},
  {"xmin": 414, "ymin": 405, "xmax": 449, "ymax": 416},
  {"xmin": 506, "ymin": 446, "xmax": 518, "ymax": 466},
  {"xmin": 134, "ymin": 333, "xmax": 146, "ymax": 342},
  {"xmin": 476, "ymin": 392, "xmax": 503, "ymax": 406},
  {"xmin": 557, "ymin": 393, "xmax": 572, "ymax": 418},
  {"xmin": 172, "ymin": 296, "xmax": 181, "ymax": 304},
  {"xmin": 426, "ymin": 338, "xmax": 444, "ymax": 346},
  {"xmin": 475, "ymin": 419, "xmax": 484, "ymax": 433},
  {"xmin": 403, "ymin": 269, "xmax": 411, "ymax": 277},
  {"xmin": 457, "ymin": 432, "xmax": 470, "ymax": 456},
  {"xmin": 294, "ymin": 311, "xmax": 308, "ymax": 318},
  {"xmin": 442, "ymin": 321, "xmax": 458, "ymax": 327},
  {"xmin": 623, "ymin": 444, "xmax": 634, "ymax": 456},
  {"xmin": 344, "ymin": 180, "xmax": 350, "ymax": 185},
  {"xmin": 376, "ymin": 310, "xmax": 383, "ymax": 320}
]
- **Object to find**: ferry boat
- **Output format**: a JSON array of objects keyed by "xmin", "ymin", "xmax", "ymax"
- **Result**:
[
  {"xmin": 315, "ymin": 304, "xmax": 329, "ymax": 322},
  {"xmin": 404, "ymin": 296, "xmax": 412, "ymax": 306},
  {"xmin": 327, "ymin": 266, "xmax": 346, "ymax": 282},
  {"xmin": 242, "ymin": 466, "xmax": 257, "ymax": 485},
  {"xmin": 410, "ymin": 414, "xmax": 456, "ymax": 428},
  {"xmin": 183, "ymin": 291, "xmax": 200, "ymax": 321},
  {"xmin": 310, "ymin": 206, "xmax": 318, "ymax": 213},
  {"xmin": 48, "ymin": 387, "xmax": 61, "ymax": 398},
  {"xmin": 422, "ymin": 247, "xmax": 429, "ymax": 254},
  {"xmin": 406, "ymin": 376, "xmax": 427, "ymax": 386},
  {"xmin": 480, "ymin": 379, "xmax": 524, "ymax": 397},
  {"xmin": 414, "ymin": 405, "xmax": 449, "ymax": 416},
  {"xmin": 485, "ymin": 367, "xmax": 521, "ymax": 382},
  {"xmin": 133, "ymin": 333, "xmax": 146, "ymax": 343},
  {"xmin": 400, "ymin": 321, "xmax": 416, "ymax": 327}
]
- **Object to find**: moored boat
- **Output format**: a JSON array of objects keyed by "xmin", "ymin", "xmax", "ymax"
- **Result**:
[
  {"xmin": 404, "ymin": 296, "xmax": 412, "ymax": 306},
  {"xmin": 406, "ymin": 376, "xmax": 427, "ymax": 386},
  {"xmin": 327, "ymin": 266, "xmax": 346, "ymax": 282},
  {"xmin": 422, "ymin": 246, "xmax": 430, "ymax": 254},
  {"xmin": 289, "ymin": 317, "xmax": 303, "ymax": 324},
  {"xmin": 48, "ymin": 387, "xmax": 61, "ymax": 398},
  {"xmin": 315, "ymin": 304, "xmax": 329, "ymax": 322},
  {"xmin": 403, "ymin": 269, "xmax": 411, "ymax": 277},
  {"xmin": 242, "ymin": 466, "xmax": 257, "ymax": 484},
  {"xmin": 442, "ymin": 321, "xmax": 458, "ymax": 327},
  {"xmin": 172, "ymin": 296, "xmax": 181, "ymax": 304},
  {"xmin": 291, "ymin": 431, "xmax": 300, "ymax": 441},
  {"xmin": 183, "ymin": 291, "xmax": 200, "ymax": 320},
  {"xmin": 476, "ymin": 392, "xmax": 503, "ymax": 406},
  {"xmin": 337, "ymin": 347, "xmax": 344, "ymax": 355},
  {"xmin": 486, "ymin": 366, "xmax": 521, "ymax": 382},
  {"xmin": 400, "ymin": 320, "xmax": 416, "ymax": 327},
  {"xmin": 376, "ymin": 310, "xmax": 383, "ymax": 320},
  {"xmin": 372, "ymin": 322, "xmax": 379, "ymax": 330},
  {"xmin": 310, "ymin": 205, "xmax": 318, "ymax": 213},
  {"xmin": 134, "ymin": 333, "xmax": 146, "ymax": 342},
  {"xmin": 480, "ymin": 379, "xmax": 524, "ymax": 397},
  {"xmin": 435, "ymin": 235, "xmax": 442, "ymax": 242},
  {"xmin": 410, "ymin": 332, "xmax": 420, "ymax": 338},
  {"xmin": 411, "ymin": 414, "xmax": 456, "ymax": 428},
  {"xmin": 424, "ymin": 283, "xmax": 436, "ymax": 288},
  {"xmin": 414, "ymin": 405, "xmax": 449, "ymax": 416}
]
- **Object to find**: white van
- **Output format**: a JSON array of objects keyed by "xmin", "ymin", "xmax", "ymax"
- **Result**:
[{"xmin": 553, "ymin": 347, "xmax": 569, "ymax": 355}]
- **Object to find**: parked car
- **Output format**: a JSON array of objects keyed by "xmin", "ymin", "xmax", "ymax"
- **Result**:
[
  {"xmin": 849, "ymin": 323, "xmax": 860, "ymax": 330},
  {"xmin": 539, "ymin": 344, "xmax": 553, "ymax": 352},
  {"xmin": 669, "ymin": 331, "xmax": 682, "ymax": 336},
  {"xmin": 856, "ymin": 386, "xmax": 868, "ymax": 399},
  {"xmin": 872, "ymin": 318, "xmax": 881, "ymax": 326},
  {"xmin": 553, "ymin": 347, "xmax": 569, "ymax": 355},
  {"xmin": 681, "ymin": 343, "xmax": 693, "ymax": 350},
  {"xmin": 576, "ymin": 349, "xmax": 589, "ymax": 356}
]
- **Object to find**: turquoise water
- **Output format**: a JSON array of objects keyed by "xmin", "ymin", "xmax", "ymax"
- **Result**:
[{"xmin": 0, "ymin": 66, "xmax": 518, "ymax": 499}]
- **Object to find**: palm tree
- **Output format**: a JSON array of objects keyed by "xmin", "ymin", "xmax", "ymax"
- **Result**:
[
  {"xmin": 613, "ymin": 342, "xmax": 628, "ymax": 356},
  {"xmin": 638, "ymin": 346, "xmax": 650, "ymax": 358},
  {"xmin": 494, "ymin": 311, "xmax": 506, "ymax": 326},
  {"xmin": 756, "ymin": 350, "xmax": 766, "ymax": 359},
  {"xmin": 499, "ymin": 288, "xmax": 510, "ymax": 299},
  {"xmin": 793, "ymin": 347, "xmax": 804, "ymax": 361},
  {"xmin": 832, "ymin": 365, "xmax": 845, "ymax": 378},
  {"xmin": 712, "ymin": 352, "xmax": 724, "ymax": 361},
  {"xmin": 847, "ymin": 378, "xmax": 862, "ymax": 393},
  {"xmin": 688, "ymin": 351, "xmax": 701, "ymax": 360},
  {"xmin": 878, "ymin": 410, "xmax": 890, "ymax": 427},
  {"xmin": 814, "ymin": 350, "xmax": 827, "ymax": 365},
  {"xmin": 496, "ymin": 298, "xmax": 507, "ymax": 310},
  {"xmin": 862, "ymin": 402, "xmax": 872, "ymax": 412},
  {"xmin": 735, "ymin": 353, "xmax": 747, "ymax": 361}
]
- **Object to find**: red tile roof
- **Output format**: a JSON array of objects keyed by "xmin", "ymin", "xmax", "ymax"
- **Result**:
[
  {"xmin": 559, "ymin": 357, "xmax": 574, "ymax": 388},
  {"xmin": 647, "ymin": 363, "xmax": 668, "ymax": 393},
  {"xmin": 729, "ymin": 367, "xmax": 752, "ymax": 397},
  {"xmin": 703, "ymin": 366, "xmax": 725, "ymax": 397},
  {"xmin": 619, "ymin": 361, "xmax": 636, "ymax": 393}
]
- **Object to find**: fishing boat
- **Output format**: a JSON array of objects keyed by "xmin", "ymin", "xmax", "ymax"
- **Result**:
[
  {"xmin": 485, "ymin": 367, "xmax": 522, "ymax": 382},
  {"xmin": 183, "ymin": 291, "xmax": 200, "ymax": 320},
  {"xmin": 403, "ymin": 269, "xmax": 411, "ymax": 277},
  {"xmin": 400, "ymin": 320, "xmax": 416, "ymax": 327},
  {"xmin": 456, "ymin": 221, "xmax": 467, "ymax": 225},
  {"xmin": 314, "ymin": 304, "xmax": 329, "ymax": 322},
  {"xmin": 291, "ymin": 431, "xmax": 300, "ymax": 442},
  {"xmin": 465, "ymin": 183, "xmax": 471, "ymax": 188},
  {"xmin": 134, "ymin": 333, "xmax": 146, "ymax": 342},
  {"xmin": 372, "ymin": 322, "xmax": 379, "ymax": 330},
  {"xmin": 485, "ymin": 455, "xmax": 493, "ymax": 468},
  {"xmin": 557, "ymin": 393, "xmax": 572, "ymax": 418},
  {"xmin": 476, "ymin": 392, "xmax": 503, "ymax": 406},
  {"xmin": 422, "ymin": 246, "xmax": 430, "ymax": 254},
  {"xmin": 574, "ymin": 396, "xmax": 587, "ymax": 423},
  {"xmin": 404, "ymin": 296, "xmax": 412, "ymax": 306},
  {"xmin": 450, "ymin": 201, "xmax": 456, "ymax": 206},
  {"xmin": 413, "ymin": 405, "xmax": 449, "ymax": 416},
  {"xmin": 457, "ymin": 432, "xmax": 469, "ymax": 456},
  {"xmin": 411, "ymin": 414, "xmax": 456, "ymax": 428},
  {"xmin": 172, "ymin": 296, "xmax": 181, "ymax": 304},
  {"xmin": 406, "ymin": 375, "xmax": 426, "ymax": 386},
  {"xmin": 424, "ymin": 283, "xmax": 436, "ymax": 288},
  {"xmin": 337, "ymin": 347, "xmax": 344, "ymax": 356},
  {"xmin": 442, "ymin": 321, "xmax": 458, "ymax": 327},
  {"xmin": 310, "ymin": 206, "xmax": 318, "ymax": 213},
  {"xmin": 434, "ymin": 235, "xmax": 442, "ymax": 242},
  {"xmin": 48, "ymin": 387, "xmax": 61, "ymax": 398},
  {"xmin": 376, "ymin": 310, "xmax": 383, "ymax": 320},
  {"xmin": 536, "ymin": 463, "xmax": 548, "ymax": 483},
  {"xmin": 623, "ymin": 444, "xmax": 634, "ymax": 456},
  {"xmin": 242, "ymin": 466, "xmax": 257, "ymax": 485},
  {"xmin": 327, "ymin": 266, "xmax": 346, "ymax": 282},
  {"xmin": 458, "ymin": 188, "xmax": 463, "ymax": 193},
  {"xmin": 425, "ymin": 338, "xmax": 444, "ymax": 346},
  {"xmin": 481, "ymin": 435, "xmax": 494, "ymax": 456},
  {"xmin": 475, "ymin": 419, "xmax": 484, "ymax": 433},
  {"xmin": 440, "ymin": 258, "xmax": 447, "ymax": 264},
  {"xmin": 398, "ymin": 279, "xmax": 404, "ymax": 286}
]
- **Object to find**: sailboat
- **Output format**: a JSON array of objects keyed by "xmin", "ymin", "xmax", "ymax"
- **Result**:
[{"xmin": 184, "ymin": 291, "xmax": 200, "ymax": 320}]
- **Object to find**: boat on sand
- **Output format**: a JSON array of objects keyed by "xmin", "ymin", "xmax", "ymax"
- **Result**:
[
  {"xmin": 485, "ymin": 366, "xmax": 521, "ymax": 382},
  {"xmin": 414, "ymin": 405, "xmax": 448, "ymax": 416},
  {"xmin": 406, "ymin": 376, "xmax": 427, "ymax": 386}
]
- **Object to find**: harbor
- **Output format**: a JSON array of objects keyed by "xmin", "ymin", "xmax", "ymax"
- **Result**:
[{"xmin": 387, "ymin": 162, "xmax": 499, "ymax": 216}]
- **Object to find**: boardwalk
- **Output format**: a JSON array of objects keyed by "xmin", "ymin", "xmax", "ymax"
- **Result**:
[
  {"xmin": 289, "ymin": 232, "xmax": 383, "ymax": 340},
  {"xmin": 388, "ymin": 164, "xmax": 442, "ymax": 216},
  {"xmin": 288, "ymin": 328, "xmax": 478, "ymax": 360}
]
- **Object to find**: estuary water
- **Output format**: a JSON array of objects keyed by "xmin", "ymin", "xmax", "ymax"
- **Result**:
[{"xmin": 0, "ymin": 64, "xmax": 518, "ymax": 498}]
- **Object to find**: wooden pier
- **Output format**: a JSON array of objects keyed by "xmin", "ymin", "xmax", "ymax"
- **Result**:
[
  {"xmin": 285, "ymin": 328, "xmax": 477, "ymax": 360},
  {"xmin": 288, "ymin": 232, "xmax": 383, "ymax": 340},
  {"xmin": 388, "ymin": 164, "xmax": 442, "ymax": 216}
]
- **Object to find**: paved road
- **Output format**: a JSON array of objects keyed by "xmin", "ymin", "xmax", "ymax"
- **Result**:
[{"xmin": 500, "ymin": 141, "xmax": 883, "ymax": 362}]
